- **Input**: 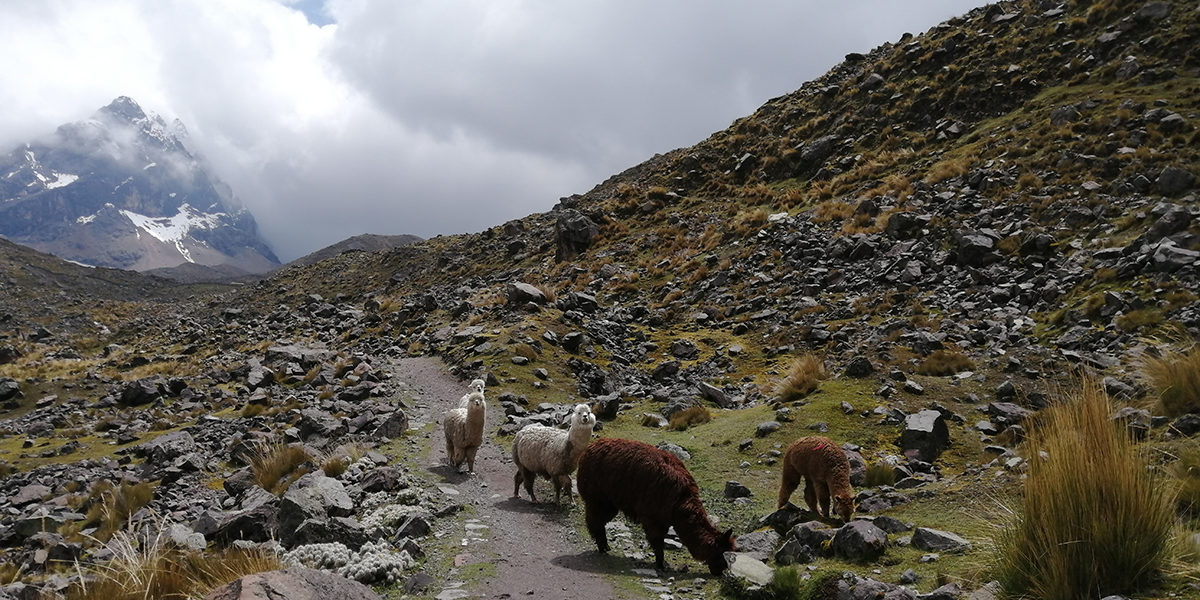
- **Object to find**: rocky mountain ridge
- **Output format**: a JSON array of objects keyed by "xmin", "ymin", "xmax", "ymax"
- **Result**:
[{"xmin": 0, "ymin": 97, "xmax": 280, "ymax": 273}]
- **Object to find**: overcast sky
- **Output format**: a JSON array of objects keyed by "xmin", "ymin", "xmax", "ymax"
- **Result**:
[{"xmin": 0, "ymin": 0, "xmax": 988, "ymax": 262}]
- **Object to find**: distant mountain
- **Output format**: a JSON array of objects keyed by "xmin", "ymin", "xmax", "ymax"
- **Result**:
[
  {"xmin": 0, "ymin": 97, "xmax": 279, "ymax": 273},
  {"xmin": 285, "ymin": 233, "xmax": 423, "ymax": 268}
]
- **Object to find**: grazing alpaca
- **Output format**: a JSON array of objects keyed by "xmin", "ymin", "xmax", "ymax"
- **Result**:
[
  {"xmin": 443, "ymin": 391, "xmax": 486, "ymax": 473},
  {"xmin": 577, "ymin": 438, "xmax": 736, "ymax": 575},
  {"xmin": 777, "ymin": 435, "xmax": 855, "ymax": 521},
  {"xmin": 512, "ymin": 404, "xmax": 596, "ymax": 503},
  {"xmin": 458, "ymin": 378, "xmax": 486, "ymax": 407}
]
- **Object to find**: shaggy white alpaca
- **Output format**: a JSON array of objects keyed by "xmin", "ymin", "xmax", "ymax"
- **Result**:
[
  {"xmin": 444, "ymin": 391, "xmax": 486, "ymax": 473},
  {"xmin": 512, "ymin": 403, "xmax": 597, "ymax": 503},
  {"xmin": 459, "ymin": 378, "xmax": 487, "ymax": 407}
]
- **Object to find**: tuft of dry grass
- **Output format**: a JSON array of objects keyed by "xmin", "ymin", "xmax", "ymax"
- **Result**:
[
  {"xmin": 669, "ymin": 405, "xmax": 713, "ymax": 431},
  {"xmin": 915, "ymin": 349, "xmax": 975, "ymax": 376},
  {"xmin": 249, "ymin": 442, "xmax": 312, "ymax": 495},
  {"xmin": 1141, "ymin": 346, "xmax": 1200, "ymax": 417},
  {"xmin": 80, "ymin": 481, "xmax": 156, "ymax": 542},
  {"xmin": 774, "ymin": 354, "xmax": 828, "ymax": 402},
  {"xmin": 513, "ymin": 343, "xmax": 540, "ymax": 362},
  {"xmin": 864, "ymin": 463, "xmax": 898, "ymax": 487},
  {"xmin": 67, "ymin": 528, "xmax": 281, "ymax": 600},
  {"xmin": 995, "ymin": 380, "xmax": 1173, "ymax": 599}
]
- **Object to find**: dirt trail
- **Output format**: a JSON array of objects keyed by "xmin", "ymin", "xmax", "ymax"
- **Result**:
[{"xmin": 388, "ymin": 357, "xmax": 622, "ymax": 600}]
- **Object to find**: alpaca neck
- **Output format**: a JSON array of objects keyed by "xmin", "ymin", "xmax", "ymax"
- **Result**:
[
  {"xmin": 564, "ymin": 424, "xmax": 592, "ymax": 465},
  {"xmin": 673, "ymin": 498, "xmax": 720, "ymax": 561}
]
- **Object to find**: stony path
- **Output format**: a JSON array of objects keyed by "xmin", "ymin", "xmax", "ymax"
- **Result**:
[{"xmin": 388, "ymin": 357, "xmax": 622, "ymax": 600}]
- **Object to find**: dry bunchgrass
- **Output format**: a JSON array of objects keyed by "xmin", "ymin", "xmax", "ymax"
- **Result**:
[
  {"xmin": 669, "ymin": 405, "xmax": 713, "ymax": 431},
  {"xmin": 995, "ymin": 381, "xmax": 1173, "ymax": 599},
  {"xmin": 864, "ymin": 463, "xmax": 898, "ymax": 487},
  {"xmin": 916, "ymin": 349, "xmax": 975, "ymax": 376},
  {"xmin": 80, "ymin": 481, "xmax": 156, "ymax": 542},
  {"xmin": 774, "ymin": 354, "xmax": 827, "ymax": 402},
  {"xmin": 249, "ymin": 442, "xmax": 312, "ymax": 495},
  {"xmin": 1141, "ymin": 346, "xmax": 1200, "ymax": 417},
  {"xmin": 513, "ymin": 343, "xmax": 539, "ymax": 362},
  {"xmin": 67, "ymin": 528, "xmax": 281, "ymax": 600}
]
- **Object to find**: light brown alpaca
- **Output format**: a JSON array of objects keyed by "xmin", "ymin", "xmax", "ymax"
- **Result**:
[{"xmin": 777, "ymin": 435, "xmax": 854, "ymax": 521}]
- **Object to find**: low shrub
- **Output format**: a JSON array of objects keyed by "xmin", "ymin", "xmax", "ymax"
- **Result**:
[
  {"xmin": 994, "ymin": 381, "xmax": 1173, "ymax": 599},
  {"xmin": 775, "ymin": 355, "xmax": 827, "ymax": 402},
  {"xmin": 864, "ymin": 463, "xmax": 897, "ymax": 487},
  {"xmin": 669, "ymin": 405, "xmax": 712, "ymax": 431},
  {"xmin": 249, "ymin": 442, "xmax": 312, "ymax": 495},
  {"xmin": 1172, "ymin": 445, "xmax": 1200, "ymax": 518},
  {"xmin": 67, "ymin": 529, "xmax": 281, "ymax": 600},
  {"xmin": 80, "ymin": 481, "xmax": 156, "ymax": 542},
  {"xmin": 1141, "ymin": 346, "xmax": 1200, "ymax": 416},
  {"xmin": 915, "ymin": 349, "xmax": 974, "ymax": 376}
]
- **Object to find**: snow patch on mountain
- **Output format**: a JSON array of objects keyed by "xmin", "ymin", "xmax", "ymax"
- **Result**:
[
  {"xmin": 46, "ymin": 173, "xmax": 79, "ymax": 189},
  {"xmin": 120, "ymin": 203, "xmax": 224, "ymax": 263}
]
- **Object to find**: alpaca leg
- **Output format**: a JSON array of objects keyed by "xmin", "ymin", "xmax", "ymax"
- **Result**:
[
  {"xmin": 802, "ymin": 476, "xmax": 820, "ymax": 515},
  {"xmin": 560, "ymin": 475, "xmax": 573, "ymax": 502},
  {"xmin": 643, "ymin": 522, "xmax": 669, "ymax": 571},
  {"xmin": 777, "ymin": 466, "xmax": 800, "ymax": 509},
  {"xmin": 523, "ymin": 469, "xmax": 538, "ymax": 502},
  {"xmin": 815, "ymin": 480, "xmax": 831, "ymax": 518},
  {"xmin": 513, "ymin": 469, "xmax": 524, "ymax": 498},
  {"xmin": 465, "ymin": 445, "xmax": 479, "ymax": 473},
  {"xmin": 585, "ymin": 501, "xmax": 618, "ymax": 553}
]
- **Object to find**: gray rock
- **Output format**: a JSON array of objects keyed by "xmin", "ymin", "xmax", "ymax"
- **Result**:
[
  {"xmin": 912, "ymin": 527, "xmax": 971, "ymax": 552},
  {"xmin": 554, "ymin": 208, "xmax": 599, "ymax": 262},
  {"xmin": 831, "ymin": 520, "xmax": 888, "ymax": 562},
  {"xmin": 699, "ymin": 382, "xmax": 733, "ymax": 408},
  {"xmin": 724, "ymin": 481, "xmax": 753, "ymax": 499},
  {"xmin": 0, "ymin": 378, "xmax": 21, "ymax": 402},
  {"xmin": 119, "ymin": 377, "xmax": 163, "ymax": 406},
  {"xmin": 203, "ymin": 567, "xmax": 381, "ymax": 600},
  {"xmin": 725, "ymin": 553, "xmax": 773, "ymax": 586},
  {"xmin": 373, "ymin": 410, "xmax": 409, "ymax": 439},
  {"xmin": 506, "ymin": 282, "xmax": 547, "ymax": 305},
  {"xmin": 1049, "ymin": 105, "xmax": 1081, "ymax": 126},
  {"xmin": 897, "ymin": 410, "xmax": 950, "ymax": 462},
  {"xmin": 656, "ymin": 442, "xmax": 691, "ymax": 462},
  {"xmin": 734, "ymin": 529, "xmax": 779, "ymax": 561},
  {"xmin": 1157, "ymin": 166, "xmax": 1195, "ymax": 195},
  {"xmin": 774, "ymin": 536, "xmax": 817, "ymax": 565},
  {"xmin": 844, "ymin": 355, "xmax": 875, "ymax": 378},
  {"xmin": 134, "ymin": 430, "xmax": 197, "ymax": 464},
  {"xmin": 1135, "ymin": 2, "xmax": 1171, "ymax": 20},
  {"xmin": 10, "ymin": 484, "xmax": 51, "ymax": 507},
  {"xmin": 166, "ymin": 523, "xmax": 207, "ymax": 551},
  {"xmin": 756, "ymin": 421, "xmax": 782, "ymax": 437}
]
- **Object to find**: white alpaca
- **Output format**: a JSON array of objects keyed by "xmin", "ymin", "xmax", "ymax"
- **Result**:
[
  {"xmin": 444, "ymin": 391, "xmax": 486, "ymax": 473},
  {"xmin": 512, "ymin": 404, "xmax": 597, "ymax": 503},
  {"xmin": 458, "ymin": 378, "xmax": 486, "ymax": 407}
]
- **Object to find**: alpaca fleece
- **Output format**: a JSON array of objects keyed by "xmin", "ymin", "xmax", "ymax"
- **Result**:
[
  {"xmin": 443, "ymin": 391, "xmax": 486, "ymax": 473},
  {"xmin": 458, "ymin": 378, "xmax": 486, "ymax": 407},
  {"xmin": 777, "ymin": 435, "xmax": 855, "ymax": 521},
  {"xmin": 577, "ymin": 438, "xmax": 735, "ymax": 574},
  {"xmin": 512, "ymin": 404, "xmax": 596, "ymax": 503}
]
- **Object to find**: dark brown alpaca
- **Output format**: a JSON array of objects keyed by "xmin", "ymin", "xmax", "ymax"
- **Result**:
[
  {"xmin": 576, "ymin": 438, "xmax": 736, "ymax": 575},
  {"xmin": 777, "ymin": 435, "xmax": 855, "ymax": 521}
]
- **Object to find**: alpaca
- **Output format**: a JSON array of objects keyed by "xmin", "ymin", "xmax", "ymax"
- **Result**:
[
  {"xmin": 776, "ymin": 435, "xmax": 855, "ymax": 521},
  {"xmin": 443, "ymin": 390, "xmax": 486, "ymax": 473},
  {"xmin": 577, "ymin": 438, "xmax": 736, "ymax": 575},
  {"xmin": 511, "ymin": 403, "xmax": 596, "ymax": 503},
  {"xmin": 458, "ymin": 378, "xmax": 486, "ymax": 407}
]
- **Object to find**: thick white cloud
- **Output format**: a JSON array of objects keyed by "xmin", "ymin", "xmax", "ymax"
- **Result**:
[{"xmin": 0, "ymin": 0, "xmax": 986, "ymax": 261}]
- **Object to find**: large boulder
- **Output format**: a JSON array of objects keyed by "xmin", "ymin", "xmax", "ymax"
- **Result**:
[
  {"xmin": 830, "ymin": 520, "xmax": 888, "ymax": 562},
  {"xmin": 912, "ymin": 527, "xmax": 971, "ymax": 552},
  {"xmin": 898, "ymin": 409, "xmax": 950, "ymax": 462},
  {"xmin": 133, "ymin": 430, "xmax": 197, "ymax": 464},
  {"xmin": 203, "ymin": 567, "xmax": 381, "ymax": 600},
  {"xmin": 554, "ymin": 208, "xmax": 599, "ymax": 262}
]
